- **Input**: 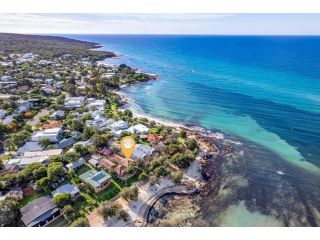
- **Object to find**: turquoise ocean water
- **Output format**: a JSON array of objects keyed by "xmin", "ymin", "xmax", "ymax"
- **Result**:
[{"xmin": 65, "ymin": 35, "xmax": 320, "ymax": 226}]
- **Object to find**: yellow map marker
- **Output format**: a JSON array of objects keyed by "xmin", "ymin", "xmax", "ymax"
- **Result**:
[{"xmin": 120, "ymin": 136, "xmax": 136, "ymax": 159}]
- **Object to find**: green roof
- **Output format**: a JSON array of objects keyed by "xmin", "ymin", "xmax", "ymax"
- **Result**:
[{"xmin": 79, "ymin": 170, "xmax": 111, "ymax": 188}]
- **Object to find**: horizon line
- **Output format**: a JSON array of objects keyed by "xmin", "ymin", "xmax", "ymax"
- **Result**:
[{"xmin": 2, "ymin": 32, "xmax": 320, "ymax": 37}]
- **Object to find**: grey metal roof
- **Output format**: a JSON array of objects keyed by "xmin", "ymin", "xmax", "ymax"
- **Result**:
[
  {"xmin": 66, "ymin": 158, "xmax": 85, "ymax": 170},
  {"xmin": 21, "ymin": 196, "xmax": 59, "ymax": 227},
  {"xmin": 58, "ymin": 138, "xmax": 75, "ymax": 149},
  {"xmin": 17, "ymin": 142, "xmax": 44, "ymax": 155},
  {"xmin": 51, "ymin": 183, "xmax": 79, "ymax": 197}
]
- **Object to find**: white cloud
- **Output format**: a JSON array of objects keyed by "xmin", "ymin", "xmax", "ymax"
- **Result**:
[{"xmin": 0, "ymin": 13, "xmax": 319, "ymax": 35}]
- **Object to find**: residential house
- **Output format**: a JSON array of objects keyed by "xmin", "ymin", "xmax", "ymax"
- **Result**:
[
  {"xmin": 98, "ymin": 158, "xmax": 116, "ymax": 171},
  {"xmin": 113, "ymin": 129, "xmax": 127, "ymax": 137},
  {"xmin": 23, "ymin": 149, "xmax": 63, "ymax": 158},
  {"xmin": 79, "ymin": 170, "xmax": 111, "ymax": 192},
  {"xmin": 50, "ymin": 110, "xmax": 65, "ymax": 120},
  {"xmin": 131, "ymin": 144, "xmax": 155, "ymax": 161},
  {"xmin": 64, "ymin": 97, "xmax": 85, "ymax": 109},
  {"xmin": 2, "ymin": 115, "xmax": 13, "ymax": 125},
  {"xmin": 88, "ymin": 158, "xmax": 99, "ymax": 168},
  {"xmin": 128, "ymin": 124, "xmax": 150, "ymax": 134},
  {"xmin": 4, "ymin": 156, "xmax": 50, "ymax": 169},
  {"xmin": 147, "ymin": 133, "xmax": 163, "ymax": 143},
  {"xmin": 97, "ymin": 149, "xmax": 113, "ymax": 157},
  {"xmin": 51, "ymin": 183, "xmax": 80, "ymax": 199},
  {"xmin": 65, "ymin": 158, "xmax": 86, "ymax": 171},
  {"xmin": 17, "ymin": 141, "xmax": 44, "ymax": 156},
  {"xmin": 86, "ymin": 99, "xmax": 106, "ymax": 111},
  {"xmin": 21, "ymin": 196, "xmax": 60, "ymax": 227},
  {"xmin": 109, "ymin": 120, "xmax": 128, "ymax": 131},
  {"xmin": 31, "ymin": 127, "xmax": 62, "ymax": 143},
  {"xmin": 56, "ymin": 138, "xmax": 75, "ymax": 149},
  {"xmin": 71, "ymin": 131, "xmax": 82, "ymax": 140},
  {"xmin": 85, "ymin": 115, "xmax": 113, "ymax": 131},
  {"xmin": 0, "ymin": 75, "xmax": 12, "ymax": 81}
]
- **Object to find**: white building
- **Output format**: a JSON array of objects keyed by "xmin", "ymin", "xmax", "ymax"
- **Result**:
[
  {"xmin": 2, "ymin": 115, "xmax": 13, "ymax": 125},
  {"xmin": 109, "ymin": 120, "xmax": 128, "ymax": 131},
  {"xmin": 0, "ymin": 75, "xmax": 12, "ymax": 81},
  {"xmin": 128, "ymin": 124, "xmax": 150, "ymax": 134},
  {"xmin": 31, "ymin": 127, "xmax": 62, "ymax": 143},
  {"xmin": 4, "ymin": 156, "xmax": 50, "ymax": 169},
  {"xmin": 64, "ymin": 97, "xmax": 85, "ymax": 109},
  {"xmin": 86, "ymin": 99, "xmax": 106, "ymax": 112},
  {"xmin": 23, "ymin": 149, "xmax": 63, "ymax": 158},
  {"xmin": 85, "ymin": 115, "xmax": 114, "ymax": 131},
  {"xmin": 51, "ymin": 183, "xmax": 80, "ymax": 199},
  {"xmin": 50, "ymin": 110, "xmax": 65, "ymax": 120},
  {"xmin": 131, "ymin": 144, "xmax": 154, "ymax": 160}
]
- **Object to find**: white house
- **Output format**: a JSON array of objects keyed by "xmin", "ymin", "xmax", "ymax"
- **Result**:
[
  {"xmin": 109, "ymin": 120, "xmax": 128, "ymax": 131},
  {"xmin": 128, "ymin": 124, "xmax": 150, "ymax": 134},
  {"xmin": 4, "ymin": 156, "xmax": 50, "ymax": 169},
  {"xmin": 23, "ymin": 149, "xmax": 63, "ymax": 158},
  {"xmin": 0, "ymin": 75, "xmax": 12, "ymax": 81},
  {"xmin": 51, "ymin": 183, "xmax": 80, "ymax": 199},
  {"xmin": 131, "ymin": 144, "xmax": 154, "ymax": 160},
  {"xmin": 50, "ymin": 110, "xmax": 65, "ymax": 120},
  {"xmin": 31, "ymin": 127, "xmax": 62, "ymax": 143},
  {"xmin": 85, "ymin": 115, "xmax": 114, "ymax": 131},
  {"xmin": 2, "ymin": 115, "xmax": 13, "ymax": 125},
  {"xmin": 64, "ymin": 97, "xmax": 85, "ymax": 109}
]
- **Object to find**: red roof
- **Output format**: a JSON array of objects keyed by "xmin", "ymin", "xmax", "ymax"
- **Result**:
[
  {"xmin": 147, "ymin": 133, "xmax": 163, "ymax": 143},
  {"xmin": 98, "ymin": 149, "xmax": 113, "ymax": 156}
]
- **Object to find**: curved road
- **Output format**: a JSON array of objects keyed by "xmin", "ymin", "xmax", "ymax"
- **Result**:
[{"xmin": 138, "ymin": 185, "xmax": 196, "ymax": 226}]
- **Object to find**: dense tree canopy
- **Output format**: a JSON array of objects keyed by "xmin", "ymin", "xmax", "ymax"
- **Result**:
[{"xmin": 0, "ymin": 198, "xmax": 21, "ymax": 227}]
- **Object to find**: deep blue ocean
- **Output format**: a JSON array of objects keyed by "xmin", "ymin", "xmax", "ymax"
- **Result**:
[{"xmin": 65, "ymin": 35, "xmax": 320, "ymax": 226}]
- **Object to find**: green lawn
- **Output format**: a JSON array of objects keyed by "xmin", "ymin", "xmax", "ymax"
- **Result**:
[
  {"xmin": 96, "ymin": 181, "xmax": 121, "ymax": 202},
  {"xmin": 19, "ymin": 192, "xmax": 46, "ymax": 207},
  {"xmin": 76, "ymin": 164, "xmax": 92, "ymax": 175},
  {"xmin": 123, "ymin": 172, "xmax": 140, "ymax": 187}
]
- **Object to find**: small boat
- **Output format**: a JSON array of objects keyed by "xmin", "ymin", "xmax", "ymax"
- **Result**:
[{"xmin": 276, "ymin": 170, "xmax": 285, "ymax": 175}]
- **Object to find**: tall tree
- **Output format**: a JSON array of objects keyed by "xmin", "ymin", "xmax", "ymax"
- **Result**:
[{"xmin": 0, "ymin": 198, "xmax": 21, "ymax": 227}]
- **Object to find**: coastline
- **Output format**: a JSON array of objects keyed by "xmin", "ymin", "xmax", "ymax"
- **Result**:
[
  {"xmin": 89, "ymin": 38, "xmax": 320, "ymax": 227},
  {"xmin": 109, "ymin": 67, "xmax": 236, "ymax": 227}
]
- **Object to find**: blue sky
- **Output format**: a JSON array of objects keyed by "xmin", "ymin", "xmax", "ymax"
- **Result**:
[{"xmin": 0, "ymin": 13, "xmax": 320, "ymax": 35}]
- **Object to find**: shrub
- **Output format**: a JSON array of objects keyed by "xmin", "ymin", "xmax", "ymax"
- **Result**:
[
  {"xmin": 53, "ymin": 193, "xmax": 72, "ymax": 208},
  {"xmin": 120, "ymin": 186, "xmax": 139, "ymax": 202},
  {"xmin": 172, "ymin": 171, "xmax": 183, "ymax": 184},
  {"xmin": 70, "ymin": 217, "xmax": 89, "ymax": 227}
]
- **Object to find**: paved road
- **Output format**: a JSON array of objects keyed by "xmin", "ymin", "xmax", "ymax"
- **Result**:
[{"xmin": 138, "ymin": 185, "xmax": 195, "ymax": 226}]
